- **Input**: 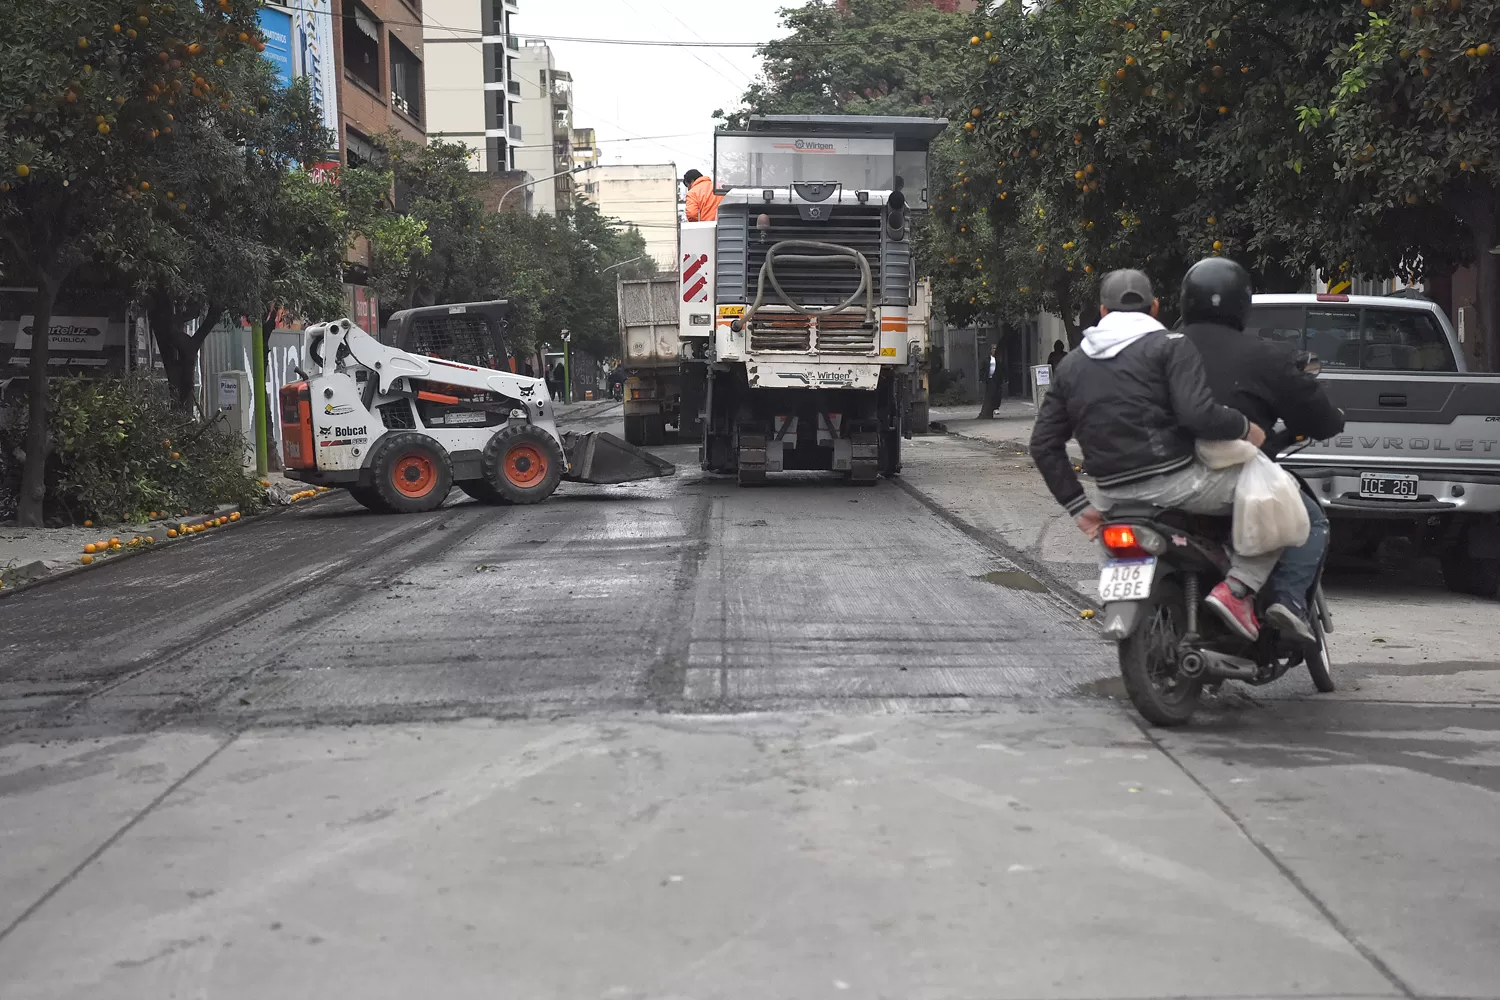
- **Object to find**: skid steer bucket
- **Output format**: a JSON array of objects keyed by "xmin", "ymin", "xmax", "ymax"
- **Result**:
[{"xmin": 562, "ymin": 431, "xmax": 676, "ymax": 485}]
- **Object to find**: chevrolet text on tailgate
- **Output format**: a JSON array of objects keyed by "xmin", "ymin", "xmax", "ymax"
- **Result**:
[{"xmin": 1246, "ymin": 293, "xmax": 1500, "ymax": 598}]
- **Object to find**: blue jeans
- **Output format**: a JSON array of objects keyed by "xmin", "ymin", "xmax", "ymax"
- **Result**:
[{"xmin": 1267, "ymin": 491, "xmax": 1328, "ymax": 615}]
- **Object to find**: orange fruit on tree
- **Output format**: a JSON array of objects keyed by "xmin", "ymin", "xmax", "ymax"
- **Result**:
[
  {"xmin": 1478, "ymin": 43, "xmax": 1492, "ymax": 57},
  {"xmin": 969, "ymin": 35, "xmax": 980, "ymax": 46}
]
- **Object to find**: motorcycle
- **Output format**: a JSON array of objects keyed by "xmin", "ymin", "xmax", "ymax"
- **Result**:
[{"xmin": 1096, "ymin": 434, "xmax": 1335, "ymax": 727}]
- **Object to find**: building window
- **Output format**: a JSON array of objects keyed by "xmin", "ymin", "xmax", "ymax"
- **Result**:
[
  {"xmin": 346, "ymin": 127, "xmax": 378, "ymax": 169},
  {"xmin": 343, "ymin": 1, "xmax": 382, "ymax": 95},
  {"xmin": 389, "ymin": 36, "xmax": 422, "ymax": 122}
]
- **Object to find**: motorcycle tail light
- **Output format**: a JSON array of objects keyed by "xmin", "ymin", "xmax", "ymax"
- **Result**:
[{"xmin": 1103, "ymin": 523, "xmax": 1165, "ymax": 557}]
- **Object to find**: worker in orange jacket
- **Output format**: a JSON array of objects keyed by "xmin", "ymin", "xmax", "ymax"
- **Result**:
[{"xmin": 683, "ymin": 169, "xmax": 723, "ymax": 222}]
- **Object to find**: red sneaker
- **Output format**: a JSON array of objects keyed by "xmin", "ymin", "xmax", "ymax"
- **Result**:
[{"xmin": 1205, "ymin": 581, "xmax": 1260, "ymax": 641}]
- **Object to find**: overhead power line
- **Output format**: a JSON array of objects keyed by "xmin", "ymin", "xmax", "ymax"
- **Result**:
[{"xmin": 271, "ymin": 7, "xmax": 956, "ymax": 48}]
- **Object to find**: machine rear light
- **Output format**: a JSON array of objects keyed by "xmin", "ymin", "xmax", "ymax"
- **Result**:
[
  {"xmin": 279, "ymin": 381, "xmax": 316, "ymax": 470},
  {"xmin": 1102, "ymin": 523, "xmax": 1165, "ymax": 558}
]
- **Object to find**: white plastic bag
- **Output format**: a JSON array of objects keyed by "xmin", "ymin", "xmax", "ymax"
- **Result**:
[
  {"xmin": 1196, "ymin": 438, "xmax": 1260, "ymax": 470},
  {"xmin": 1233, "ymin": 452, "xmax": 1310, "ymax": 556}
]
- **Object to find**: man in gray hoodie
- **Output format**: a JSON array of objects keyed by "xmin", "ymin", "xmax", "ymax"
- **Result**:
[{"xmin": 1031, "ymin": 269, "xmax": 1273, "ymax": 641}]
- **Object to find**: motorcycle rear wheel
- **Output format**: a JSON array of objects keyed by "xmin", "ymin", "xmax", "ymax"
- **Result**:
[{"xmin": 1119, "ymin": 578, "xmax": 1202, "ymax": 727}]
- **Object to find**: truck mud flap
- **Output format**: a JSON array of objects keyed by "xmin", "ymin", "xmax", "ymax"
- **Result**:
[{"xmin": 561, "ymin": 431, "xmax": 676, "ymax": 485}]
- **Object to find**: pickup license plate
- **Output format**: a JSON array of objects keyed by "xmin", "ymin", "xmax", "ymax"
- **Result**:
[
  {"xmin": 1359, "ymin": 473, "xmax": 1419, "ymax": 501},
  {"xmin": 1098, "ymin": 558, "xmax": 1157, "ymax": 603}
]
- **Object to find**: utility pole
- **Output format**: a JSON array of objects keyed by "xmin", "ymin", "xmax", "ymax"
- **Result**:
[{"xmin": 251, "ymin": 318, "xmax": 268, "ymax": 476}]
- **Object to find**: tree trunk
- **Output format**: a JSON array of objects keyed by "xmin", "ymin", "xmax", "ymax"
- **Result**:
[
  {"xmin": 1471, "ymin": 208, "xmax": 1498, "ymax": 373},
  {"xmin": 17, "ymin": 277, "xmax": 60, "ymax": 527},
  {"xmin": 149, "ymin": 301, "xmax": 200, "ymax": 407},
  {"xmin": 260, "ymin": 305, "xmax": 281, "ymax": 470},
  {"xmin": 1055, "ymin": 280, "xmax": 1085, "ymax": 348}
]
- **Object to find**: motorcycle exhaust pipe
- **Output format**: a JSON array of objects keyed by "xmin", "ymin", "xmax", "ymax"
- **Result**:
[{"xmin": 1197, "ymin": 649, "xmax": 1258, "ymax": 681}]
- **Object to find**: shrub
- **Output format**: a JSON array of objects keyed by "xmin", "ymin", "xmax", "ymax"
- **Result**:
[{"xmin": 0, "ymin": 375, "xmax": 266, "ymax": 524}]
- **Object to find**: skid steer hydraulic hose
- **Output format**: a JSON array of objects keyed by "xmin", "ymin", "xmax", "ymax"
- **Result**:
[{"xmin": 731, "ymin": 240, "xmax": 875, "ymax": 333}]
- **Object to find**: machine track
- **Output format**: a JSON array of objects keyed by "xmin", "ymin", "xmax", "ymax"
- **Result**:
[{"xmin": 737, "ymin": 431, "xmax": 768, "ymax": 486}]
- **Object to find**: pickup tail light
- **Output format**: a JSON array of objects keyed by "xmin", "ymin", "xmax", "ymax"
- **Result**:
[
  {"xmin": 1316, "ymin": 293, "xmax": 1350, "ymax": 302},
  {"xmin": 1103, "ymin": 523, "xmax": 1166, "ymax": 559}
]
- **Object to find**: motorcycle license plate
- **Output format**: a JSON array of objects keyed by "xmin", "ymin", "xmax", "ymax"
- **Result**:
[
  {"xmin": 1098, "ymin": 558, "xmax": 1157, "ymax": 602},
  {"xmin": 1359, "ymin": 472, "xmax": 1419, "ymax": 501}
]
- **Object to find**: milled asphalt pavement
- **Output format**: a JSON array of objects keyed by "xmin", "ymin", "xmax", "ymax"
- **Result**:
[{"xmin": 1, "ymin": 400, "xmax": 1496, "ymax": 999}]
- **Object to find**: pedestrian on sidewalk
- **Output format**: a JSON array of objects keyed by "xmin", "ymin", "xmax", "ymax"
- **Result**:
[
  {"xmin": 1047, "ymin": 340, "xmax": 1068, "ymax": 370},
  {"xmin": 977, "ymin": 342, "xmax": 1004, "ymax": 419}
]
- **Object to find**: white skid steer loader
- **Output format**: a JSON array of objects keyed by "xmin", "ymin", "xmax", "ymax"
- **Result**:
[{"xmin": 280, "ymin": 304, "xmax": 673, "ymax": 513}]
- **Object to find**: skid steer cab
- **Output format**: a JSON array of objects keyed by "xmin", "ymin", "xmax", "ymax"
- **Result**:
[{"xmin": 281, "ymin": 306, "xmax": 673, "ymax": 514}]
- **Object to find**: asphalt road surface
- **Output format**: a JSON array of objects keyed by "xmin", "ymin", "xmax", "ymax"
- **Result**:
[{"xmin": 2, "ymin": 403, "xmax": 1496, "ymax": 1000}]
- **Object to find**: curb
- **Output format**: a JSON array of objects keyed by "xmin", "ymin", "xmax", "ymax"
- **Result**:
[{"xmin": 0, "ymin": 488, "xmax": 341, "ymax": 601}]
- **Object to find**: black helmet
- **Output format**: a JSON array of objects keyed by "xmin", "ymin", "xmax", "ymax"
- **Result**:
[{"xmin": 1180, "ymin": 257, "xmax": 1253, "ymax": 330}]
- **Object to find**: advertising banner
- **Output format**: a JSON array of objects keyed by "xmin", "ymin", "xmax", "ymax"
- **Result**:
[
  {"xmin": 258, "ymin": 7, "xmax": 295, "ymax": 88},
  {"xmin": 293, "ymin": 0, "xmax": 341, "ymax": 148}
]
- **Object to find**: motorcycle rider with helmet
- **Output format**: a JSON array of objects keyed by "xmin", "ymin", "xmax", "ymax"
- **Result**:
[
  {"xmin": 1031, "ymin": 269, "xmax": 1277, "ymax": 641},
  {"xmin": 1179, "ymin": 258, "xmax": 1345, "ymax": 648}
]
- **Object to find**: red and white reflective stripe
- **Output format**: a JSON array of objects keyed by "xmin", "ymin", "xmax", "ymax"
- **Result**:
[{"xmin": 681, "ymin": 253, "xmax": 709, "ymax": 302}]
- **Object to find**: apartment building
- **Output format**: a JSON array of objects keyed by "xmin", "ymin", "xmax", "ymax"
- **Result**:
[
  {"xmin": 572, "ymin": 127, "xmax": 600, "ymax": 172},
  {"xmin": 513, "ymin": 40, "xmax": 575, "ymax": 215},
  {"xmin": 579, "ymin": 164, "xmax": 679, "ymax": 273},
  {"xmin": 421, "ymin": 0, "xmax": 521, "ymax": 172},
  {"xmin": 331, "ymin": 0, "xmax": 426, "ymax": 168}
]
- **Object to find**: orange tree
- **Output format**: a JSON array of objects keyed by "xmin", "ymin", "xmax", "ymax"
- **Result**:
[
  {"xmin": 934, "ymin": 0, "xmax": 1383, "ymax": 340},
  {"xmin": 1297, "ymin": 3, "xmax": 1500, "ymax": 369},
  {"xmin": 135, "ymin": 69, "xmax": 339, "ymax": 404},
  {"xmin": 0, "ymin": 0, "xmax": 265, "ymax": 526}
]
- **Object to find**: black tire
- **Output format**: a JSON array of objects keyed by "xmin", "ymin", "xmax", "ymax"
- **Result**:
[
  {"xmin": 348, "ymin": 484, "xmax": 393, "ymax": 513},
  {"xmin": 1118, "ymin": 577, "xmax": 1202, "ymax": 727},
  {"xmin": 1441, "ymin": 545, "xmax": 1500, "ymax": 598},
  {"xmin": 371, "ymin": 432, "xmax": 453, "ymax": 514},
  {"xmin": 678, "ymin": 371, "xmax": 706, "ymax": 443},
  {"xmin": 911, "ymin": 399, "xmax": 931, "ymax": 436},
  {"xmin": 483, "ymin": 424, "xmax": 564, "ymax": 505},
  {"xmin": 457, "ymin": 479, "xmax": 505, "ymax": 505},
  {"xmin": 623, "ymin": 415, "xmax": 646, "ymax": 446},
  {"xmin": 642, "ymin": 414, "xmax": 666, "ymax": 447},
  {"xmin": 1307, "ymin": 610, "xmax": 1336, "ymax": 693}
]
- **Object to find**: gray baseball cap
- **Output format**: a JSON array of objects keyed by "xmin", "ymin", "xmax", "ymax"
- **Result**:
[{"xmin": 1100, "ymin": 269, "xmax": 1155, "ymax": 313}]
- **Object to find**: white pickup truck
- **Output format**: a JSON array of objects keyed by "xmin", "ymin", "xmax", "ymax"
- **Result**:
[{"xmin": 1247, "ymin": 293, "xmax": 1500, "ymax": 598}]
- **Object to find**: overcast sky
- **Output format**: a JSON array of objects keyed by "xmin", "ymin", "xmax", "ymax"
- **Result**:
[{"xmin": 513, "ymin": 0, "xmax": 790, "ymax": 176}]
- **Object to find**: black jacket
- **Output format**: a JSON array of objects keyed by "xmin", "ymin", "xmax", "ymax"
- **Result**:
[
  {"xmin": 1031, "ymin": 329, "xmax": 1250, "ymax": 516},
  {"xmin": 1184, "ymin": 321, "xmax": 1345, "ymax": 449}
]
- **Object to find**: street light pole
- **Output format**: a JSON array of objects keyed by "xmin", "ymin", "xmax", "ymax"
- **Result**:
[
  {"xmin": 560, "ymin": 329, "xmax": 572, "ymax": 404},
  {"xmin": 498, "ymin": 164, "xmax": 593, "ymax": 212},
  {"xmin": 601, "ymin": 255, "xmax": 647, "ymax": 276}
]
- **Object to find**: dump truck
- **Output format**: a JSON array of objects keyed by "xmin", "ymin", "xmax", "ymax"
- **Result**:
[
  {"xmin": 617, "ymin": 276, "xmax": 707, "ymax": 446},
  {"xmin": 281, "ymin": 301, "xmax": 673, "ymax": 513},
  {"xmin": 691, "ymin": 114, "xmax": 947, "ymax": 484}
]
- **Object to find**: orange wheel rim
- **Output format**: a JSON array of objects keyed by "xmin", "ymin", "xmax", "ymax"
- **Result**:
[
  {"xmin": 505, "ymin": 444, "xmax": 548, "ymax": 487},
  {"xmin": 393, "ymin": 453, "xmax": 437, "ymax": 497}
]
